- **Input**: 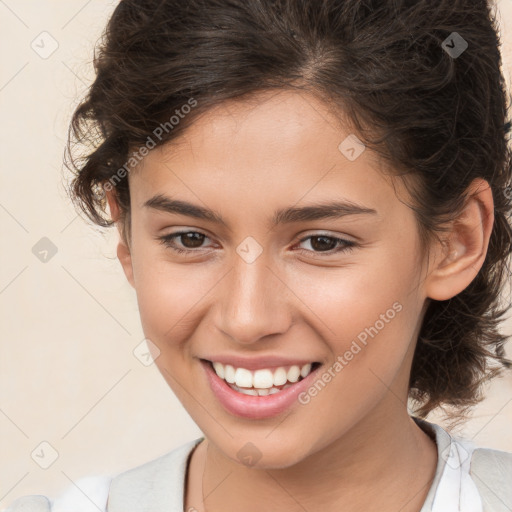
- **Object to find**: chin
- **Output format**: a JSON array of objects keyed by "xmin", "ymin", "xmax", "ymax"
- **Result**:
[{"xmin": 212, "ymin": 434, "xmax": 314, "ymax": 470}]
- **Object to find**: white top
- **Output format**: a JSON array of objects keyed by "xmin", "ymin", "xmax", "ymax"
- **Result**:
[{"xmin": 4, "ymin": 417, "xmax": 512, "ymax": 512}]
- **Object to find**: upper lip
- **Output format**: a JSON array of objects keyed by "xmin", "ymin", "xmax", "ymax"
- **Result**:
[{"xmin": 200, "ymin": 354, "xmax": 321, "ymax": 371}]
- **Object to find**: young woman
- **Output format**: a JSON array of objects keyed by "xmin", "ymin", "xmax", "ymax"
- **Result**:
[{"xmin": 6, "ymin": 1, "xmax": 512, "ymax": 511}]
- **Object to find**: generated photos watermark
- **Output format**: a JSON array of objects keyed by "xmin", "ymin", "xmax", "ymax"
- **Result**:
[
  {"xmin": 298, "ymin": 301, "xmax": 403, "ymax": 405},
  {"xmin": 94, "ymin": 98, "xmax": 198, "ymax": 199}
]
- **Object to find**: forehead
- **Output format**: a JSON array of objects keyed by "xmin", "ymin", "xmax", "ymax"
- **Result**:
[
  {"xmin": 129, "ymin": 89, "xmax": 400, "ymax": 216},
  {"xmin": 159, "ymin": 89, "xmax": 364, "ymax": 165}
]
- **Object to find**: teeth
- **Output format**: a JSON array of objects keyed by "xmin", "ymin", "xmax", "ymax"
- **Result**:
[
  {"xmin": 234, "ymin": 368, "xmax": 253, "ymax": 388},
  {"xmin": 238, "ymin": 387, "xmax": 258, "ymax": 396},
  {"xmin": 253, "ymin": 369, "xmax": 274, "ymax": 388},
  {"xmin": 212, "ymin": 362, "xmax": 224, "ymax": 379},
  {"xmin": 300, "ymin": 363, "xmax": 312, "ymax": 378},
  {"xmin": 210, "ymin": 361, "xmax": 316, "ymax": 392},
  {"xmin": 224, "ymin": 364, "xmax": 236, "ymax": 384},
  {"xmin": 287, "ymin": 365, "xmax": 301, "ymax": 383},
  {"xmin": 273, "ymin": 367, "xmax": 288, "ymax": 386},
  {"xmin": 232, "ymin": 384, "xmax": 292, "ymax": 395}
]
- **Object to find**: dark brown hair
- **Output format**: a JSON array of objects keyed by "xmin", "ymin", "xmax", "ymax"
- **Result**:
[{"xmin": 65, "ymin": 0, "xmax": 512, "ymax": 423}]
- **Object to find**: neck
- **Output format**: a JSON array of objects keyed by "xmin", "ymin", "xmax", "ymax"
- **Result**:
[{"xmin": 191, "ymin": 405, "xmax": 437, "ymax": 512}]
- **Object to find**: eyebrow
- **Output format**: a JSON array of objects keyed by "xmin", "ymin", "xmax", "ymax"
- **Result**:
[{"xmin": 143, "ymin": 194, "xmax": 378, "ymax": 229}]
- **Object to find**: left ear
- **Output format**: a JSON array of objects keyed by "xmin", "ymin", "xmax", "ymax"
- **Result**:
[{"xmin": 424, "ymin": 178, "xmax": 494, "ymax": 301}]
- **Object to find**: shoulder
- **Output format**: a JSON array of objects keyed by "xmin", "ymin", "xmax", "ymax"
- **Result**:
[
  {"xmin": 3, "ymin": 475, "xmax": 112, "ymax": 512},
  {"xmin": 3, "ymin": 495, "xmax": 52, "ymax": 512},
  {"xmin": 412, "ymin": 416, "xmax": 512, "ymax": 511},
  {"xmin": 107, "ymin": 437, "xmax": 203, "ymax": 511},
  {"xmin": 3, "ymin": 438, "xmax": 203, "ymax": 512},
  {"xmin": 471, "ymin": 444, "xmax": 512, "ymax": 472},
  {"xmin": 470, "ymin": 446, "xmax": 512, "ymax": 511}
]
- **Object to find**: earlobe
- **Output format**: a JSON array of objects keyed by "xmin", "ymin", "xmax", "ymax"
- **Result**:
[
  {"xmin": 105, "ymin": 189, "xmax": 135, "ymax": 288},
  {"xmin": 424, "ymin": 178, "xmax": 494, "ymax": 301},
  {"xmin": 105, "ymin": 189, "xmax": 121, "ymax": 222},
  {"xmin": 117, "ymin": 239, "xmax": 135, "ymax": 288}
]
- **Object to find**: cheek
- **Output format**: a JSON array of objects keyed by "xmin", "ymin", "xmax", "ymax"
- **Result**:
[
  {"xmin": 292, "ymin": 261, "xmax": 422, "ymax": 443},
  {"xmin": 136, "ymin": 270, "xmax": 210, "ymax": 343},
  {"xmin": 130, "ymin": 242, "xmax": 216, "ymax": 349},
  {"xmin": 130, "ymin": 252, "xmax": 215, "ymax": 400},
  {"xmin": 289, "ymin": 241, "xmax": 423, "ymax": 377}
]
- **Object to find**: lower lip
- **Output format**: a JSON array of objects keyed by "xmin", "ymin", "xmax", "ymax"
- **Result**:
[{"xmin": 201, "ymin": 360, "xmax": 321, "ymax": 420}]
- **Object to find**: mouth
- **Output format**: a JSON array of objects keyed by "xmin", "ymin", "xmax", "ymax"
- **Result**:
[
  {"xmin": 200, "ymin": 358, "xmax": 322, "ymax": 419},
  {"xmin": 205, "ymin": 359, "xmax": 321, "ymax": 396}
]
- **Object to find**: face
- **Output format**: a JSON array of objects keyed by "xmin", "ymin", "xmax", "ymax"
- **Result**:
[{"xmin": 117, "ymin": 89, "xmax": 432, "ymax": 468}]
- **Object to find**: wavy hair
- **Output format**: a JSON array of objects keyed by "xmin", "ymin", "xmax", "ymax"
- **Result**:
[{"xmin": 65, "ymin": 0, "xmax": 512, "ymax": 423}]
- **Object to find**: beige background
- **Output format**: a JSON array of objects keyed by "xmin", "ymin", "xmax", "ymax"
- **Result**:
[{"xmin": 0, "ymin": 0, "xmax": 511, "ymax": 508}]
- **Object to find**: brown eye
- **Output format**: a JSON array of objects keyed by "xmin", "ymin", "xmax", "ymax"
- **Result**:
[
  {"xmin": 296, "ymin": 234, "xmax": 357, "ymax": 255},
  {"xmin": 179, "ymin": 232, "xmax": 206, "ymax": 248},
  {"xmin": 158, "ymin": 230, "xmax": 212, "ymax": 254},
  {"xmin": 309, "ymin": 236, "xmax": 338, "ymax": 252}
]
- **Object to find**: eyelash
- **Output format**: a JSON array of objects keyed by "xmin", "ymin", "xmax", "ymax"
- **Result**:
[{"xmin": 157, "ymin": 230, "xmax": 357, "ymax": 256}]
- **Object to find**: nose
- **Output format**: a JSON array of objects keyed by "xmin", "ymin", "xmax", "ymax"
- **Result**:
[{"xmin": 214, "ymin": 249, "xmax": 293, "ymax": 345}]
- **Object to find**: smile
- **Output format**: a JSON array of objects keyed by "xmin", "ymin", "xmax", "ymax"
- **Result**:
[
  {"xmin": 209, "ymin": 361, "xmax": 318, "ymax": 396},
  {"xmin": 200, "ymin": 359, "xmax": 322, "ymax": 419}
]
